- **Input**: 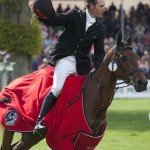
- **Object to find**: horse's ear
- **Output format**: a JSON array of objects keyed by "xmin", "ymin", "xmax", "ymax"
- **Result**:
[
  {"xmin": 127, "ymin": 32, "xmax": 132, "ymax": 44},
  {"xmin": 116, "ymin": 30, "xmax": 122, "ymax": 46},
  {"xmin": 127, "ymin": 36, "xmax": 131, "ymax": 44}
]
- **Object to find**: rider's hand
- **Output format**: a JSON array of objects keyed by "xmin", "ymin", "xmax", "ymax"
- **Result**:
[
  {"xmin": 90, "ymin": 68, "xmax": 96, "ymax": 73},
  {"xmin": 28, "ymin": 0, "xmax": 36, "ymax": 13}
]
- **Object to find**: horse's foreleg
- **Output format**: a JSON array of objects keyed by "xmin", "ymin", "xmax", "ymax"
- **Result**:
[
  {"xmin": 1, "ymin": 128, "xmax": 14, "ymax": 150},
  {"xmin": 12, "ymin": 132, "xmax": 45, "ymax": 150}
]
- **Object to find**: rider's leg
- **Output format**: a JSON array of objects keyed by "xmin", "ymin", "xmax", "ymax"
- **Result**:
[
  {"xmin": 34, "ymin": 56, "xmax": 77, "ymax": 134},
  {"xmin": 33, "ymin": 91, "xmax": 57, "ymax": 135}
]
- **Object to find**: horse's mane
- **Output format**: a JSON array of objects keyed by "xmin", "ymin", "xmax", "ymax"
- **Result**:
[{"xmin": 103, "ymin": 47, "xmax": 114, "ymax": 64}]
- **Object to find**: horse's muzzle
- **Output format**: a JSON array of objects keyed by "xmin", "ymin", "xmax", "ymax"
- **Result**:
[{"xmin": 133, "ymin": 79, "xmax": 148, "ymax": 92}]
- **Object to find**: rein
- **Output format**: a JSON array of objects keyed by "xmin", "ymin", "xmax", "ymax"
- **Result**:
[
  {"xmin": 66, "ymin": 75, "xmax": 91, "ymax": 106},
  {"xmin": 93, "ymin": 72, "xmax": 132, "ymax": 89},
  {"xmin": 92, "ymin": 72, "xmax": 131, "ymax": 108}
]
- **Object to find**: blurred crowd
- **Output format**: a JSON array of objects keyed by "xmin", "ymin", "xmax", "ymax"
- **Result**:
[{"xmin": 31, "ymin": 2, "xmax": 150, "ymax": 79}]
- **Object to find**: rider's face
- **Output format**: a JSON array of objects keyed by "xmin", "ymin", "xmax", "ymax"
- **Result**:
[{"xmin": 90, "ymin": 0, "xmax": 106, "ymax": 18}]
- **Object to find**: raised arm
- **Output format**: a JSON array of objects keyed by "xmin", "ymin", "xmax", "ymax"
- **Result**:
[{"xmin": 28, "ymin": 0, "xmax": 71, "ymax": 26}]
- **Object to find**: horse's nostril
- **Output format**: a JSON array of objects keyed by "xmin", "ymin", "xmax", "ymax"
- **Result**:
[
  {"xmin": 134, "ymin": 79, "xmax": 147, "ymax": 92},
  {"xmin": 138, "ymin": 79, "xmax": 148, "ymax": 87}
]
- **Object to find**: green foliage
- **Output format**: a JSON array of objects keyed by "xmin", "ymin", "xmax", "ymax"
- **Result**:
[
  {"xmin": 0, "ymin": 0, "xmax": 23, "ymax": 11},
  {"xmin": 0, "ymin": 0, "xmax": 43, "ymax": 56},
  {"xmin": 0, "ymin": 19, "xmax": 43, "ymax": 56}
]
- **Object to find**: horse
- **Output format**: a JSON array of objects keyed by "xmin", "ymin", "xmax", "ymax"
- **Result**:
[{"xmin": 0, "ymin": 32, "xmax": 148, "ymax": 150}]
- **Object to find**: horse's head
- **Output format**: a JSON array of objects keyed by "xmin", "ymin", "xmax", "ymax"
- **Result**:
[{"xmin": 108, "ymin": 31, "xmax": 148, "ymax": 92}]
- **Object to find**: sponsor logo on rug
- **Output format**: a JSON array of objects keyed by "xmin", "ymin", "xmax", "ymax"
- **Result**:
[{"xmin": 4, "ymin": 110, "xmax": 18, "ymax": 126}]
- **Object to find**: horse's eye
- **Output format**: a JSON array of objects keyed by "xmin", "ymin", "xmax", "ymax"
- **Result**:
[{"xmin": 120, "ymin": 56, "xmax": 127, "ymax": 61}]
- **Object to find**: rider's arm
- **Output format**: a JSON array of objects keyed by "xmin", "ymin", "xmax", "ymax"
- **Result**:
[{"xmin": 93, "ymin": 23, "xmax": 106, "ymax": 69}]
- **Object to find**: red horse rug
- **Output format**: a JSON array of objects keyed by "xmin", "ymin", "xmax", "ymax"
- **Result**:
[{"xmin": 0, "ymin": 66, "xmax": 106, "ymax": 150}]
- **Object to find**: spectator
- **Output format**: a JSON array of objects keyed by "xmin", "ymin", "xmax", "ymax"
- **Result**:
[
  {"xmin": 108, "ymin": 2, "xmax": 117, "ymax": 20},
  {"xmin": 56, "ymin": 3, "xmax": 63, "ymax": 13},
  {"xmin": 29, "ymin": 1, "xmax": 150, "ymax": 78},
  {"xmin": 64, "ymin": 4, "xmax": 70, "ymax": 12},
  {"xmin": 141, "ymin": 60, "xmax": 150, "ymax": 79},
  {"xmin": 32, "ymin": 55, "xmax": 40, "ymax": 71},
  {"xmin": 141, "ymin": 50, "xmax": 150, "ymax": 66},
  {"xmin": 38, "ymin": 57, "xmax": 49, "ymax": 70},
  {"xmin": 134, "ymin": 22, "xmax": 145, "ymax": 43}
]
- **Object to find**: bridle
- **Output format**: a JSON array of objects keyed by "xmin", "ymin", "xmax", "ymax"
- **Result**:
[
  {"xmin": 91, "ymin": 43, "xmax": 143, "ymax": 110},
  {"xmin": 112, "ymin": 44, "xmax": 143, "ymax": 86},
  {"xmin": 86, "ymin": 44, "xmax": 144, "ymax": 133}
]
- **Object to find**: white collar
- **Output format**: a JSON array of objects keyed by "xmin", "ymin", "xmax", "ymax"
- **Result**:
[{"xmin": 86, "ymin": 9, "xmax": 96, "ymax": 24}]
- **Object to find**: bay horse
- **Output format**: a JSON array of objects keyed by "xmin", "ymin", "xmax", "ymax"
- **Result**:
[{"xmin": 0, "ymin": 32, "xmax": 148, "ymax": 150}]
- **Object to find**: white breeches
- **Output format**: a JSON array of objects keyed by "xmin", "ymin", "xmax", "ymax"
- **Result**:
[{"xmin": 51, "ymin": 56, "xmax": 77, "ymax": 97}]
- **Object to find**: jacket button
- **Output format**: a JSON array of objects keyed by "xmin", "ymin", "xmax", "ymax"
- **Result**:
[
  {"xmin": 80, "ymin": 39, "xmax": 82, "ymax": 41},
  {"xmin": 77, "ymin": 45, "xmax": 79, "ymax": 48},
  {"xmin": 74, "ymin": 51, "xmax": 77, "ymax": 53}
]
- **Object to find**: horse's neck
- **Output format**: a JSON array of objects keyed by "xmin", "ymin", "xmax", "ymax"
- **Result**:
[
  {"xmin": 84, "ymin": 48, "xmax": 117, "ymax": 134},
  {"xmin": 95, "ymin": 62, "xmax": 116, "ymax": 86},
  {"xmin": 85, "ymin": 48, "xmax": 117, "ymax": 107},
  {"xmin": 95, "ymin": 47, "xmax": 117, "ymax": 85},
  {"xmin": 89, "ymin": 62, "xmax": 117, "ymax": 109}
]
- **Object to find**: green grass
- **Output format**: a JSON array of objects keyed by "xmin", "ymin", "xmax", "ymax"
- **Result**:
[
  {"xmin": 0, "ymin": 99, "xmax": 150, "ymax": 150},
  {"xmin": 96, "ymin": 99, "xmax": 150, "ymax": 150}
]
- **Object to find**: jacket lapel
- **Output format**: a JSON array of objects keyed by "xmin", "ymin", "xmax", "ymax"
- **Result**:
[
  {"xmin": 86, "ymin": 19, "xmax": 100, "ymax": 33},
  {"xmin": 79, "ymin": 11, "xmax": 101, "ymax": 33},
  {"xmin": 79, "ymin": 10, "xmax": 86, "ymax": 32}
]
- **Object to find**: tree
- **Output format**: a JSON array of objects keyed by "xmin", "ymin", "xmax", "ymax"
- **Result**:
[{"xmin": 0, "ymin": 0, "xmax": 42, "ymax": 78}]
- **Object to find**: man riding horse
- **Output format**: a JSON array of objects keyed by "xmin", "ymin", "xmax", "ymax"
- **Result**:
[
  {"xmin": 0, "ymin": 32, "xmax": 148, "ymax": 150},
  {"xmin": 29, "ymin": 0, "xmax": 107, "ymax": 135},
  {"xmin": 0, "ymin": 0, "xmax": 148, "ymax": 149}
]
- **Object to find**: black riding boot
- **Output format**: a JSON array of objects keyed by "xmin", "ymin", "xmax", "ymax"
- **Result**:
[{"xmin": 33, "ymin": 92, "xmax": 57, "ymax": 135}]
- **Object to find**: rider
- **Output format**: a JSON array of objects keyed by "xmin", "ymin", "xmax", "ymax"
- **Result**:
[{"xmin": 29, "ymin": 0, "xmax": 106, "ymax": 134}]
